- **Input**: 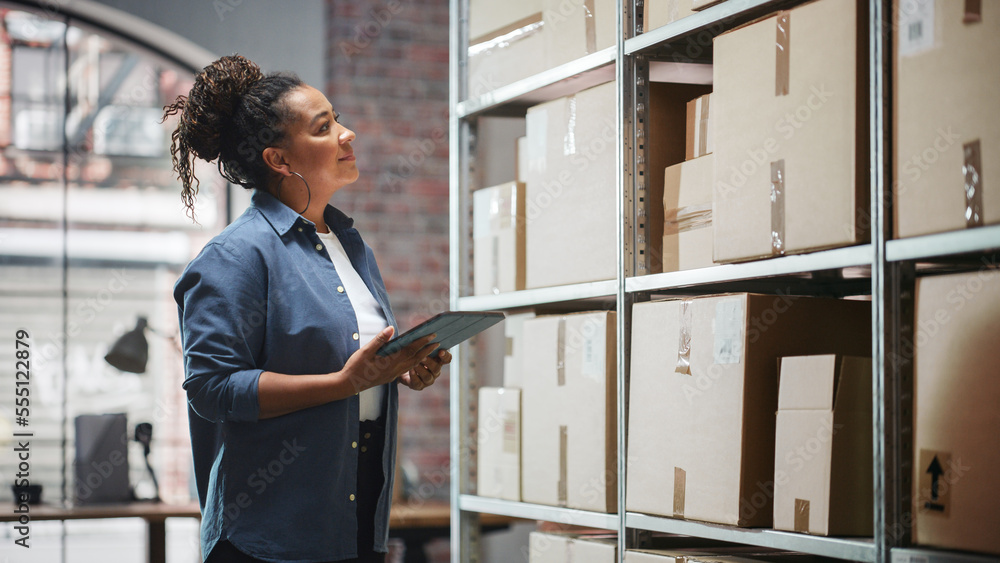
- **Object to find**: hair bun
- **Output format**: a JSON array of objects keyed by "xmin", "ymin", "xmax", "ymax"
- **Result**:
[{"xmin": 180, "ymin": 54, "xmax": 264, "ymax": 161}]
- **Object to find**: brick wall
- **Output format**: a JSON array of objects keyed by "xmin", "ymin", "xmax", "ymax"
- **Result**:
[{"xmin": 324, "ymin": 0, "xmax": 452, "ymax": 508}]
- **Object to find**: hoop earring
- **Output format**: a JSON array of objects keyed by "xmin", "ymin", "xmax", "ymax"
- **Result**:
[{"xmin": 276, "ymin": 171, "xmax": 312, "ymax": 215}]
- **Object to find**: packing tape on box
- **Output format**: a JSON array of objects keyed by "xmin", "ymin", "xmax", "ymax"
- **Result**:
[
  {"xmin": 564, "ymin": 95, "xmax": 578, "ymax": 156},
  {"xmin": 663, "ymin": 203, "xmax": 712, "ymax": 235},
  {"xmin": 673, "ymin": 466, "xmax": 686, "ymax": 517},
  {"xmin": 506, "ymin": 336, "xmax": 514, "ymax": 356},
  {"xmin": 503, "ymin": 410, "xmax": 518, "ymax": 454},
  {"xmin": 698, "ymin": 96, "xmax": 711, "ymax": 156},
  {"xmin": 770, "ymin": 159, "xmax": 786, "ymax": 255},
  {"xmin": 584, "ymin": 0, "xmax": 597, "ymax": 54},
  {"xmin": 775, "ymin": 11, "xmax": 790, "ymax": 97},
  {"xmin": 794, "ymin": 498, "xmax": 810, "ymax": 533},
  {"xmin": 558, "ymin": 425, "xmax": 568, "ymax": 505},
  {"xmin": 491, "ymin": 236, "xmax": 500, "ymax": 294},
  {"xmin": 468, "ymin": 13, "xmax": 544, "ymax": 58},
  {"xmin": 964, "ymin": 0, "xmax": 982, "ymax": 23},
  {"xmin": 557, "ymin": 317, "xmax": 567, "ymax": 386},
  {"xmin": 675, "ymin": 299, "xmax": 693, "ymax": 375},
  {"xmin": 964, "ymin": 139, "xmax": 984, "ymax": 228}
]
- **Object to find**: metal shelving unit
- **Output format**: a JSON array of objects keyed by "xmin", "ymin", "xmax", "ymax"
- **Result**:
[{"xmin": 448, "ymin": 1, "xmax": 996, "ymax": 562}]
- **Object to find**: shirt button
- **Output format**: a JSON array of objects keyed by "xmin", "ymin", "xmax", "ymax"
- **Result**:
[
  {"xmin": 361, "ymin": 446, "xmax": 368, "ymax": 453},
  {"xmin": 349, "ymin": 494, "xmax": 356, "ymax": 501},
  {"xmin": 364, "ymin": 432, "xmax": 371, "ymax": 439},
  {"xmin": 352, "ymin": 333, "xmax": 360, "ymax": 340},
  {"xmin": 315, "ymin": 243, "xmax": 323, "ymax": 251},
  {"xmin": 352, "ymin": 441, "xmax": 358, "ymax": 449},
  {"xmin": 337, "ymin": 286, "xmax": 345, "ymax": 293},
  {"xmin": 297, "ymin": 227, "xmax": 303, "ymax": 232}
]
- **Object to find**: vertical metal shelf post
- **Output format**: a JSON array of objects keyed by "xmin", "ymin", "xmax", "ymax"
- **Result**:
[
  {"xmin": 616, "ymin": 0, "xmax": 630, "ymax": 558},
  {"xmin": 870, "ymin": 0, "xmax": 913, "ymax": 560},
  {"xmin": 449, "ymin": 0, "xmax": 479, "ymax": 560}
]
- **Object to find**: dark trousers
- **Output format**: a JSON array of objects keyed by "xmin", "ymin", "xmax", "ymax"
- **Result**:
[{"xmin": 207, "ymin": 418, "xmax": 387, "ymax": 563}]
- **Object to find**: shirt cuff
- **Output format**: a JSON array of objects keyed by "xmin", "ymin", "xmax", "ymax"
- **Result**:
[{"xmin": 226, "ymin": 368, "xmax": 263, "ymax": 422}]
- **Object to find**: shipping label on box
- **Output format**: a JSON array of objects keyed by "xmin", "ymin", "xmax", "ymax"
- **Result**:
[
  {"xmin": 662, "ymin": 154, "xmax": 715, "ymax": 273},
  {"xmin": 627, "ymin": 294, "xmax": 871, "ymax": 526},
  {"xmin": 893, "ymin": 0, "xmax": 999, "ymax": 238},
  {"xmin": 503, "ymin": 311, "xmax": 536, "ymax": 388},
  {"xmin": 773, "ymin": 355, "xmax": 873, "ymax": 536},
  {"xmin": 477, "ymin": 388, "xmax": 521, "ymax": 501},
  {"xmin": 522, "ymin": 311, "xmax": 617, "ymax": 512},
  {"xmin": 473, "ymin": 182, "xmax": 526, "ymax": 296},
  {"xmin": 913, "ymin": 271, "xmax": 1000, "ymax": 555},
  {"xmin": 713, "ymin": 0, "xmax": 868, "ymax": 263}
]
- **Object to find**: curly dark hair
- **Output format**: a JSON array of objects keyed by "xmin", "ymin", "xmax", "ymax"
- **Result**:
[{"xmin": 163, "ymin": 54, "xmax": 303, "ymax": 219}]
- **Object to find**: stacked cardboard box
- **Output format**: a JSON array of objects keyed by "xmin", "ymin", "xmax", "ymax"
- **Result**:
[
  {"xmin": 659, "ymin": 91, "xmax": 714, "ymax": 273},
  {"xmin": 524, "ymin": 82, "xmax": 618, "ymax": 287},
  {"xmin": 521, "ymin": 311, "xmax": 617, "ymax": 512},
  {"xmin": 773, "ymin": 355, "xmax": 873, "ymax": 536},
  {"xmin": 468, "ymin": 0, "xmax": 616, "ymax": 95},
  {"xmin": 529, "ymin": 532, "xmax": 617, "ymax": 563},
  {"xmin": 627, "ymin": 294, "xmax": 870, "ymax": 526},
  {"xmin": 477, "ymin": 387, "xmax": 521, "ymax": 501},
  {"xmin": 643, "ymin": 0, "xmax": 699, "ymax": 32},
  {"xmin": 712, "ymin": 0, "xmax": 868, "ymax": 263},
  {"xmin": 913, "ymin": 271, "xmax": 1000, "ymax": 555},
  {"xmin": 893, "ymin": 0, "xmax": 999, "ymax": 238},
  {"xmin": 473, "ymin": 182, "xmax": 526, "ymax": 296}
]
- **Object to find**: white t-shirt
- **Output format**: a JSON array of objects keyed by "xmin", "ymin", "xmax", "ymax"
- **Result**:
[{"xmin": 316, "ymin": 227, "xmax": 388, "ymax": 421}]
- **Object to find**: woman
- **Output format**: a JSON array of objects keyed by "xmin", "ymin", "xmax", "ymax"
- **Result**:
[{"xmin": 168, "ymin": 55, "xmax": 450, "ymax": 563}]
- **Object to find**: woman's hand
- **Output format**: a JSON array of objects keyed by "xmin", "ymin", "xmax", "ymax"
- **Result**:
[
  {"xmin": 400, "ymin": 349, "xmax": 453, "ymax": 391},
  {"xmin": 339, "ymin": 327, "xmax": 441, "ymax": 394}
]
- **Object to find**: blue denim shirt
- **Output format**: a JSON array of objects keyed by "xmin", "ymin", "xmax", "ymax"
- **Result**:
[{"xmin": 174, "ymin": 189, "xmax": 398, "ymax": 562}]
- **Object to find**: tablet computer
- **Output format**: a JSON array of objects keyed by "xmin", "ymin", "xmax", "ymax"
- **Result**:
[{"xmin": 376, "ymin": 311, "xmax": 505, "ymax": 357}]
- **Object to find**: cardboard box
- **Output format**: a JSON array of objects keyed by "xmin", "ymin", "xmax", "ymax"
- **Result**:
[
  {"xmin": 473, "ymin": 182, "xmax": 526, "ymax": 296},
  {"xmin": 503, "ymin": 311, "xmax": 536, "ymax": 388},
  {"xmin": 525, "ymin": 82, "xmax": 618, "ymax": 288},
  {"xmin": 467, "ymin": 0, "xmax": 546, "ymax": 97},
  {"xmin": 521, "ymin": 311, "xmax": 617, "ymax": 512},
  {"xmin": 712, "ymin": 0, "xmax": 868, "ymax": 263},
  {"xmin": 647, "ymin": 83, "xmax": 714, "ymax": 275},
  {"xmin": 529, "ymin": 532, "xmax": 617, "ymax": 563},
  {"xmin": 893, "ymin": 0, "xmax": 1000, "ymax": 238},
  {"xmin": 686, "ymin": 93, "xmax": 713, "ymax": 160},
  {"xmin": 644, "ymin": 0, "xmax": 699, "ymax": 32},
  {"xmin": 773, "ymin": 355, "xmax": 873, "ymax": 536},
  {"xmin": 627, "ymin": 294, "xmax": 871, "ymax": 526},
  {"xmin": 662, "ymin": 154, "xmax": 715, "ymax": 272},
  {"xmin": 477, "ymin": 388, "xmax": 521, "ymax": 501},
  {"xmin": 544, "ymin": 0, "xmax": 616, "ymax": 69},
  {"xmin": 913, "ymin": 271, "xmax": 1000, "ymax": 555}
]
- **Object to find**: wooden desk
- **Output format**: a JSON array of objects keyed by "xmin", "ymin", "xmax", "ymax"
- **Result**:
[
  {"xmin": 0, "ymin": 501, "xmax": 200, "ymax": 563},
  {"xmin": 2, "ymin": 500, "xmax": 518, "ymax": 563}
]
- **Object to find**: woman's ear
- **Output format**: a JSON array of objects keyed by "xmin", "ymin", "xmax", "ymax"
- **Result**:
[{"xmin": 262, "ymin": 146, "xmax": 290, "ymax": 177}]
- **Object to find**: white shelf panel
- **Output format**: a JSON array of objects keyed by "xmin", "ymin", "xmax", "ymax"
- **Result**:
[
  {"xmin": 626, "ymin": 244, "xmax": 873, "ymax": 293},
  {"xmin": 457, "ymin": 279, "xmax": 618, "ymax": 311},
  {"xmin": 627, "ymin": 513, "xmax": 876, "ymax": 562},
  {"xmin": 625, "ymin": 0, "xmax": 796, "ymax": 56},
  {"xmin": 460, "ymin": 495, "xmax": 619, "ymax": 530},
  {"xmin": 887, "ymin": 225, "xmax": 1000, "ymax": 262},
  {"xmin": 456, "ymin": 47, "xmax": 616, "ymax": 118},
  {"xmin": 891, "ymin": 547, "xmax": 1000, "ymax": 563}
]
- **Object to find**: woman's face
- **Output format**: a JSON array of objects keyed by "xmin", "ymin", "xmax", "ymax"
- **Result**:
[{"xmin": 275, "ymin": 84, "xmax": 359, "ymax": 196}]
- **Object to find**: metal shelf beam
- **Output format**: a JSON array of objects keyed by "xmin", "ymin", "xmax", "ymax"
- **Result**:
[
  {"xmin": 627, "ymin": 513, "xmax": 877, "ymax": 562},
  {"xmin": 624, "ymin": 0, "xmax": 801, "ymax": 55},
  {"xmin": 891, "ymin": 548, "xmax": 1000, "ymax": 563},
  {"xmin": 455, "ymin": 48, "xmax": 616, "ymax": 119},
  {"xmin": 456, "ymin": 280, "xmax": 618, "ymax": 311},
  {"xmin": 460, "ymin": 495, "xmax": 620, "ymax": 531},
  {"xmin": 886, "ymin": 225, "xmax": 1000, "ymax": 262},
  {"xmin": 626, "ymin": 244, "xmax": 873, "ymax": 293}
]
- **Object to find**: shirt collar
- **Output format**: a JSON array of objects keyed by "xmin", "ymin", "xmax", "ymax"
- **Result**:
[{"xmin": 251, "ymin": 189, "xmax": 356, "ymax": 235}]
